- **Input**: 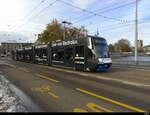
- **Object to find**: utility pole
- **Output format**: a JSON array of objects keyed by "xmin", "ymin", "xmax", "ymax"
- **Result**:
[
  {"xmin": 135, "ymin": 0, "xmax": 138, "ymax": 64},
  {"xmin": 95, "ymin": 28, "xmax": 100, "ymax": 37},
  {"xmin": 62, "ymin": 21, "xmax": 72, "ymax": 40}
]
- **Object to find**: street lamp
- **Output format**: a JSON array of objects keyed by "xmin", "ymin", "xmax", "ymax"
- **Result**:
[
  {"xmin": 34, "ymin": 34, "xmax": 41, "ymax": 42},
  {"xmin": 62, "ymin": 21, "xmax": 72, "ymax": 40},
  {"xmin": 35, "ymin": 34, "xmax": 37, "ymax": 41}
]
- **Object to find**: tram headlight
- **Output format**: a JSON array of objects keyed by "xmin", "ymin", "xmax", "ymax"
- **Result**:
[
  {"xmin": 103, "ymin": 58, "xmax": 112, "ymax": 63},
  {"xmin": 98, "ymin": 58, "xmax": 103, "ymax": 63},
  {"xmin": 98, "ymin": 58, "xmax": 112, "ymax": 64}
]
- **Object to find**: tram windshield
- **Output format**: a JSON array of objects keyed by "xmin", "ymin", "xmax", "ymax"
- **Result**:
[{"xmin": 93, "ymin": 37, "xmax": 109, "ymax": 58}]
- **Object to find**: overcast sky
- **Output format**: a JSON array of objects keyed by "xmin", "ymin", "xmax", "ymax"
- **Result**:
[{"xmin": 0, "ymin": 0, "xmax": 149, "ymax": 46}]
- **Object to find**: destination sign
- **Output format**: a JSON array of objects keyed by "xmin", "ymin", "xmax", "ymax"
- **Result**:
[
  {"xmin": 25, "ymin": 47, "xmax": 32, "ymax": 50},
  {"xmin": 35, "ymin": 44, "xmax": 48, "ymax": 49},
  {"xmin": 94, "ymin": 39, "xmax": 106, "ymax": 45},
  {"xmin": 17, "ymin": 49, "xmax": 23, "ymax": 51},
  {"xmin": 52, "ymin": 40, "xmax": 78, "ymax": 47}
]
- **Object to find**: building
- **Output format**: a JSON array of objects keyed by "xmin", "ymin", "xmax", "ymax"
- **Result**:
[
  {"xmin": 0, "ymin": 45, "xmax": 1, "ymax": 54},
  {"xmin": 137, "ymin": 40, "xmax": 143, "ymax": 49},
  {"xmin": 143, "ymin": 45, "xmax": 150, "ymax": 53},
  {"xmin": 0, "ymin": 42, "xmax": 33, "ymax": 55}
]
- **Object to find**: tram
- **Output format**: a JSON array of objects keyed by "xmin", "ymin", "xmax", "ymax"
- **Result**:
[
  {"xmin": 34, "ymin": 44, "xmax": 49, "ymax": 64},
  {"xmin": 16, "ymin": 36, "xmax": 112, "ymax": 71},
  {"xmin": 24, "ymin": 46, "xmax": 33, "ymax": 63},
  {"xmin": 16, "ymin": 48, "xmax": 24, "ymax": 61}
]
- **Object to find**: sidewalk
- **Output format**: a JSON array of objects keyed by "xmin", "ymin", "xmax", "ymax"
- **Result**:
[{"xmin": 0, "ymin": 73, "xmax": 28, "ymax": 112}]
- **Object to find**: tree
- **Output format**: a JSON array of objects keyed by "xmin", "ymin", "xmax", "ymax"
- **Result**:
[
  {"xmin": 36, "ymin": 19, "xmax": 88, "ymax": 43},
  {"xmin": 108, "ymin": 44, "xmax": 115, "ymax": 52},
  {"xmin": 115, "ymin": 39, "xmax": 132, "ymax": 52},
  {"xmin": 37, "ymin": 19, "xmax": 64, "ymax": 43},
  {"xmin": 138, "ymin": 48, "xmax": 144, "ymax": 52},
  {"xmin": 65, "ymin": 26, "xmax": 87, "ymax": 39}
]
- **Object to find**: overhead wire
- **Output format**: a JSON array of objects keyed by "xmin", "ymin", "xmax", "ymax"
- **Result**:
[
  {"xmin": 57, "ymin": 0, "xmax": 128, "ymax": 23},
  {"xmin": 73, "ymin": 0, "xmax": 137, "ymax": 24},
  {"xmin": 80, "ymin": 0, "xmax": 146, "ymax": 33},
  {"xmin": 123, "ymin": 7, "xmax": 150, "ymax": 16},
  {"xmin": 84, "ymin": 6, "xmax": 150, "ymax": 29},
  {"xmin": 100, "ymin": 17, "xmax": 148, "ymax": 32},
  {"xmin": 72, "ymin": 0, "xmax": 131, "ymax": 21},
  {"xmin": 10, "ymin": 0, "xmax": 58, "ymax": 32},
  {"xmin": 8, "ymin": 0, "xmax": 47, "ymax": 31},
  {"xmin": 9, "ymin": 0, "xmax": 148, "ymax": 37},
  {"xmin": 84, "ymin": 16, "xmax": 148, "ymax": 33}
]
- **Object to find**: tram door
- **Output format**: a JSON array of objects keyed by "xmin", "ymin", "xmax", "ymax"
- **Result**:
[
  {"xmin": 75, "ymin": 46, "xmax": 85, "ymax": 71},
  {"xmin": 64, "ymin": 48, "xmax": 74, "ymax": 67}
]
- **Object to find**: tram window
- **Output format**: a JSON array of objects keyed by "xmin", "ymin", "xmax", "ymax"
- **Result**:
[
  {"xmin": 37, "ymin": 49, "xmax": 46, "ymax": 57},
  {"xmin": 35, "ymin": 49, "xmax": 41, "ymax": 58},
  {"xmin": 87, "ymin": 49, "xmax": 93, "ymax": 58},
  {"xmin": 43, "ymin": 49, "xmax": 47, "ymax": 56},
  {"xmin": 36, "ymin": 49, "xmax": 40, "ymax": 57},
  {"xmin": 52, "ymin": 49, "xmax": 57, "ymax": 60},
  {"xmin": 52, "ymin": 53, "xmax": 57, "ymax": 59},
  {"xmin": 87, "ymin": 38, "xmax": 90, "ymax": 46},
  {"xmin": 65, "ymin": 48, "xmax": 73, "ymax": 61},
  {"xmin": 41, "ymin": 49, "xmax": 47, "ymax": 56},
  {"xmin": 75, "ymin": 46, "xmax": 84, "ymax": 57},
  {"xmin": 58, "ymin": 51, "xmax": 64, "ymax": 60},
  {"xmin": 39, "ymin": 49, "xmax": 42, "ymax": 57},
  {"xmin": 52, "ymin": 50, "xmax": 64, "ymax": 61}
]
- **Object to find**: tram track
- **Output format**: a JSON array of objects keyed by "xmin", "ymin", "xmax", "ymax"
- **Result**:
[
  {"xmin": 112, "ymin": 64, "xmax": 150, "ymax": 70},
  {"xmin": 1, "ymin": 59, "xmax": 150, "ymax": 112}
]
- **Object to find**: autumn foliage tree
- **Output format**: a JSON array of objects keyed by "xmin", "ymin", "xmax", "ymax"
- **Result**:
[
  {"xmin": 108, "ymin": 39, "xmax": 132, "ymax": 52},
  {"xmin": 115, "ymin": 39, "xmax": 132, "ymax": 52},
  {"xmin": 36, "ymin": 19, "xmax": 88, "ymax": 43},
  {"xmin": 108, "ymin": 44, "xmax": 115, "ymax": 52}
]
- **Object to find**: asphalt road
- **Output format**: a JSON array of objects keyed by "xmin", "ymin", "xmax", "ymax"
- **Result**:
[{"xmin": 0, "ymin": 58, "xmax": 150, "ymax": 112}]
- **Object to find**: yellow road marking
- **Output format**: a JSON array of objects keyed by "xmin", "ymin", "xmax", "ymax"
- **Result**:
[
  {"xmin": 31, "ymin": 85, "xmax": 51, "ymax": 93},
  {"xmin": 73, "ymin": 108, "xmax": 88, "ymax": 112},
  {"xmin": 34, "ymin": 74, "xmax": 59, "ymax": 83},
  {"xmin": 31, "ymin": 85, "xmax": 59, "ymax": 99},
  {"xmin": 86, "ymin": 103, "xmax": 113, "ymax": 112},
  {"xmin": 19, "ymin": 67, "xmax": 29, "ymax": 73},
  {"xmin": 76, "ymin": 88, "xmax": 146, "ymax": 112},
  {"xmin": 48, "ymin": 92, "xmax": 59, "ymax": 99}
]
